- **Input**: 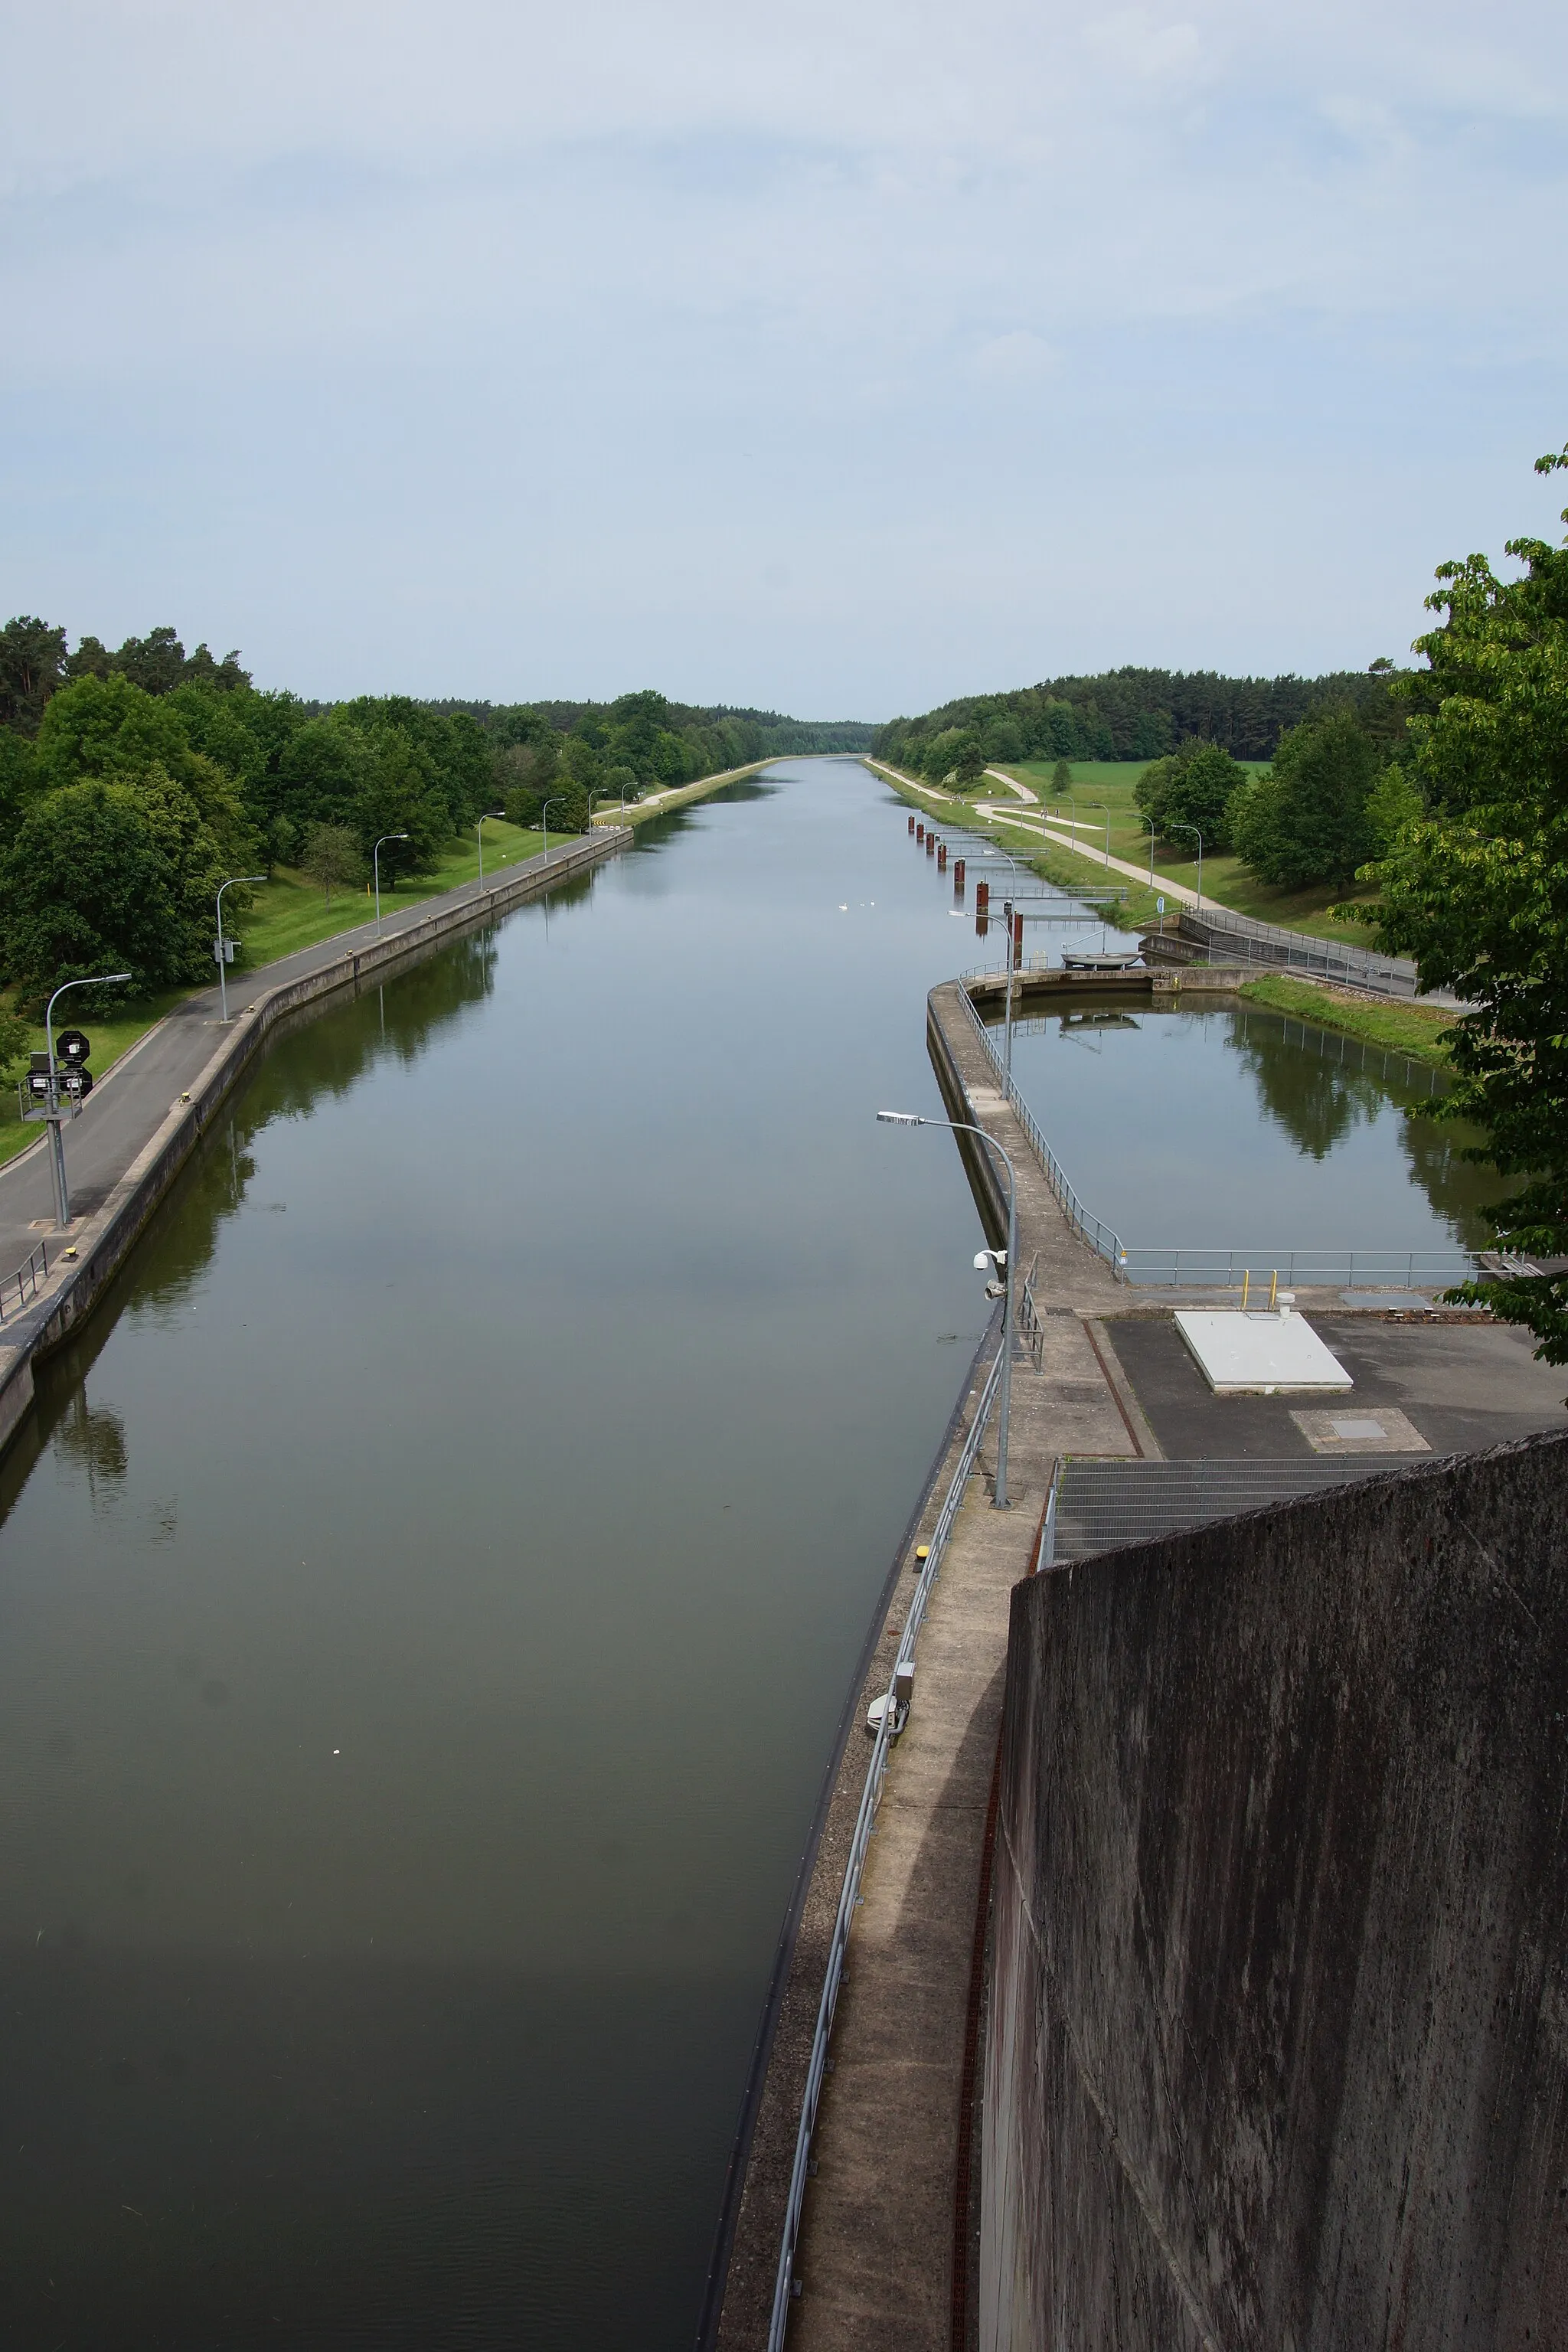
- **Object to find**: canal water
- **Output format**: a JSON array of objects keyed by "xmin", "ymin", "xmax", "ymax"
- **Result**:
[
  {"xmin": 0, "ymin": 763, "xmax": 1483, "ymax": 2349},
  {"xmin": 994, "ymin": 1001, "xmax": 1498, "ymax": 1263}
]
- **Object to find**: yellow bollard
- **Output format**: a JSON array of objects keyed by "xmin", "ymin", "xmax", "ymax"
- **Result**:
[
  {"xmin": 1240, "ymin": 1270, "xmax": 1250, "ymax": 1310},
  {"xmin": 1269, "ymin": 1269, "xmax": 1279, "ymax": 1311}
]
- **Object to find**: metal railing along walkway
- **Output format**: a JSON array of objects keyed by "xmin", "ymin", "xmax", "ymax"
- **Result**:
[
  {"xmin": 0, "ymin": 1240, "xmax": 47, "ymax": 1324},
  {"xmin": 1172, "ymin": 907, "xmax": 1422, "ymax": 998},
  {"xmin": 766, "ymin": 1339, "xmax": 1005, "ymax": 2347},
  {"xmin": 952, "ymin": 981, "xmax": 1479, "ymax": 1290}
]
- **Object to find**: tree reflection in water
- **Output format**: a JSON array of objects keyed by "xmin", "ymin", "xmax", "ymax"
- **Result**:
[{"xmin": 1225, "ymin": 1004, "xmax": 1507, "ymax": 1245}]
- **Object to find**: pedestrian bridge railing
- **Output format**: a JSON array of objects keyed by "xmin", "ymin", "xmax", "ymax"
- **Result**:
[{"xmin": 767, "ymin": 1336, "xmax": 1005, "ymax": 2348}]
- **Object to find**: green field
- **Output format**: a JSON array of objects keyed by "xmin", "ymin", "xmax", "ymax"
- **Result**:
[
  {"xmin": 983, "ymin": 759, "xmax": 1382, "ymax": 945},
  {"xmin": 0, "ymin": 818, "xmax": 553, "ymax": 1174}
]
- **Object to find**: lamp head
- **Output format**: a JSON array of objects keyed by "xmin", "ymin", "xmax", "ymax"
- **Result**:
[{"xmin": 876, "ymin": 1111, "xmax": 922, "ymax": 1125}]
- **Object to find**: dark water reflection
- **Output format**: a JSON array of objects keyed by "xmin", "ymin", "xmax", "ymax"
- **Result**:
[
  {"xmin": 0, "ymin": 765, "xmax": 998, "ymax": 2352},
  {"xmin": 998, "ymin": 998, "xmax": 1501, "ymax": 1252}
]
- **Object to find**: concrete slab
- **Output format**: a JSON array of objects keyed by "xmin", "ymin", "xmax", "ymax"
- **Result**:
[
  {"xmin": 1107, "ymin": 1315, "xmax": 1568, "ymax": 1462},
  {"xmin": 1292, "ymin": 1405, "xmax": 1430, "ymax": 1455},
  {"xmin": 1174, "ymin": 1308, "xmax": 1352, "ymax": 1395}
]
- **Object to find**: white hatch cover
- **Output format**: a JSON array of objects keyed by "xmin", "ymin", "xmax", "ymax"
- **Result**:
[{"xmin": 1174, "ymin": 1308, "xmax": 1353, "ymax": 1395}]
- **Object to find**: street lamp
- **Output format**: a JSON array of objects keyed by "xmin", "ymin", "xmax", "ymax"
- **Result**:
[
  {"xmin": 541, "ymin": 795, "xmax": 567, "ymax": 856},
  {"xmin": 215, "ymin": 876, "xmax": 266, "ymax": 1024},
  {"xmin": 1083, "ymin": 801, "xmax": 1112, "ymax": 867},
  {"xmin": 1135, "ymin": 815, "xmax": 1158, "ymax": 885},
  {"xmin": 876, "ymin": 1111, "xmax": 1018, "ymax": 1508},
  {"xmin": 1170, "ymin": 822, "xmax": 1204, "ymax": 909},
  {"xmin": 43, "ymin": 971, "xmax": 131, "ymax": 1227},
  {"xmin": 476, "ymin": 810, "xmax": 504, "ymax": 888},
  {"xmin": 373, "ymin": 833, "xmax": 410, "ymax": 934}
]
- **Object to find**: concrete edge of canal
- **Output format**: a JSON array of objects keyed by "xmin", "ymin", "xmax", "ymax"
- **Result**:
[
  {"xmin": 711, "ymin": 975, "xmax": 1142, "ymax": 2351},
  {"xmin": 0, "ymin": 825, "xmax": 626, "ymax": 1465}
]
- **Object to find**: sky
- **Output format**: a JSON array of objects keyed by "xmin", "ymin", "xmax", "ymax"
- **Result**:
[{"xmin": 2, "ymin": 0, "xmax": 1566, "ymax": 717}]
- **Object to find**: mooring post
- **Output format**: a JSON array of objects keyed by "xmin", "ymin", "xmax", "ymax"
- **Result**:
[
  {"xmin": 908, "ymin": 814, "xmax": 916, "ymax": 834},
  {"xmin": 937, "ymin": 843, "xmax": 947, "ymax": 872},
  {"xmin": 953, "ymin": 858, "xmax": 965, "ymax": 892},
  {"xmin": 926, "ymin": 831, "xmax": 936, "ymax": 858},
  {"xmin": 916, "ymin": 823, "xmax": 925, "ymax": 844},
  {"xmin": 975, "ymin": 879, "xmax": 989, "ymax": 914}
]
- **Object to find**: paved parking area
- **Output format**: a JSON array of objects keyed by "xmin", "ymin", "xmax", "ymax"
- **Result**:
[{"xmin": 1106, "ymin": 1313, "xmax": 1568, "ymax": 1461}]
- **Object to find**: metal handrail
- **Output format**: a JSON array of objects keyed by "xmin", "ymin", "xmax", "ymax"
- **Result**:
[
  {"xmin": 767, "ymin": 1338, "xmax": 1005, "ymax": 2347},
  {"xmin": 0, "ymin": 1239, "xmax": 47, "ymax": 1323},
  {"xmin": 955, "ymin": 982, "xmax": 1131, "ymax": 1268},
  {"xmin": 954, "ymin": 981, "xmax": 1481, "ymax": 1289}
]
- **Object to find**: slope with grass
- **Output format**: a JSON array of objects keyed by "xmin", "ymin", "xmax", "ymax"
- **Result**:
[{"xmin": 980, "ymin": 760, "xmax": 1381, "ymax": 945}]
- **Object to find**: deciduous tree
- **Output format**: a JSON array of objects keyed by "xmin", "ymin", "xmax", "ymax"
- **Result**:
[{"xmin": 1361, "ymin": 446, "xmax": 1568, "ymax": 1360}]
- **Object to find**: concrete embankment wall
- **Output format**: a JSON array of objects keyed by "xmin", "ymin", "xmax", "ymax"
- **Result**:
[
  {"xmin": 982, "ymin": 1429, "xmax": 1568, "ymax": 2350},
  {"xmin": 0, "ymin": 828, "xmax": 622, "ymax": 1462}
]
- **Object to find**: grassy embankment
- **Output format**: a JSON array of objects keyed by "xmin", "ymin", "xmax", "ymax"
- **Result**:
[
  {"xmin": 1233, "ymin": 975, "xmax": 1455, "ymax": 1068},
  {"xmin": 864, "ymin": 758, "xmax": 1453, "ymax": 1071},
  {"xmin": 600, "ymin": 760, "xmax": 776, "ymax": 826},
  {"xmin": 989, "ymin": 758, "xmax": 1383, "ymax": 945},
  {"xmin": 0, "ymin": 818, "xmax": 548, "ymax": 1173}
]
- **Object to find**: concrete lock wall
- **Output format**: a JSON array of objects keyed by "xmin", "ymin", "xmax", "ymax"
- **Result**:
[{"xmin": 981, "ymin": 1430, "xmax": 1568, "ymax": 2352}]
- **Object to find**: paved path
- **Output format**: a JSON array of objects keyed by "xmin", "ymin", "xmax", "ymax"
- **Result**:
[
  {"xmin": 0, "ymin": 838, "xmax": 604, "ymax": 1278},
  {"xmin": 972, "ymin": 803, "xmax": 1204, "ymax": 906}
]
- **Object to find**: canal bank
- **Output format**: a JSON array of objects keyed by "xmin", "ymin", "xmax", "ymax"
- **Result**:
[
  {"xmin": 0, "ymin": 824, "xmax": 627, "ymax": 1462},
  {"xmin": 715, "ymin": 965, "xmax": 1568, "ymax": 2350}
]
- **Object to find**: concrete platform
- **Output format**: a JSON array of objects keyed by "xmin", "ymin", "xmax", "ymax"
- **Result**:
[
  {"xmin": 1107, "ymin": 1315, "xmax": 1568, "ymax": 1462},
  {"xmin": 1174, "ymin": 1308, "xmax": 1352, "ymax": 1394}
]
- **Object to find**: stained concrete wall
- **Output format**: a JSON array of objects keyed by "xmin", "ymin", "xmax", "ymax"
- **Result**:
[{"xmin": 981, "ymin": 1430, "xmax": 1568, "ymax": 2351}]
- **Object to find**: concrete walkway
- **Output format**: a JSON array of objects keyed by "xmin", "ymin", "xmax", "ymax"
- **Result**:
[{"xmin": 717, "ymin": 982, "xmax": 1152, "ymax": 2352}]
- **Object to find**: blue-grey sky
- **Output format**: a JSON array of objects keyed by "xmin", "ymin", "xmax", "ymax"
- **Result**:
[{"xmin": 2, "ymin": 0, "xmax": 1565, "ymax": 716}]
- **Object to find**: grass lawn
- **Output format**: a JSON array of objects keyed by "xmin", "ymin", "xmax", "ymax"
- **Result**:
[
  {"xmin": 989, "ymin": 759, "xmax": 1383, "ymax": 945},
  {"xmin": 0, "ymin": 818, "xmax": 551, "ymax": 1178},
  {"xmin": 1236, "ymin": 975, "xmax": 1456, "ymax": 1068},
  {"xmin": 237, "ymin": 818, "xmax": 547, "ymax": 965}
]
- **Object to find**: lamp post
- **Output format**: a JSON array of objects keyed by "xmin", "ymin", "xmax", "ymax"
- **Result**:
[
  {"xmin": 1171, "ymin": 822, "xmax": 1204, "ymax": 909},
  {"xmin": 44, "ymin": 971, "xmax": 131, "ymax": 1227},
  {"xmin": 373, "ymin": 833, "xmax": 410, "ymax": 934},
  {"xmin": 1083, "ymin": 801, "xmax": 1112, "ymax": 867},
  {"xmin": 215, "ymin": 876, "xmax": 266, "ymax": 1024},
  {"xmin": 541, "ymin": 795, "xmax": 567, "ymax": 857},
  {"xmin": 876, "ymin": 1111, "xmax": 1019, "ymax": 1508},
  {"xmin": 476, "ymin": 811, "xmax": 504, "ymax": 888},
  {"xmin": 1135, "ymin": 815, "xmax": 1158, "ymax": 886}
]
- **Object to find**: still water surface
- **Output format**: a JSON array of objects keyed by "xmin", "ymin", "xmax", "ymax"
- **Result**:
[
  {"xmin": 0, "ymin": 765, "xmax": 1486, "ymax": 2347},
  {"xmin": 996, "ymin": 1001, "xmax": 1498, "ymax": 1257}
]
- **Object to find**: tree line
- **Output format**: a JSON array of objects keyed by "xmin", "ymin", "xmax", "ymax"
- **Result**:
[
  {"xmin": 873, "ymin": 663, "xmax": 1397, "ymax": 776},
  {"xmin": 0, "ymin": 620, "xmax": 873, "ymax": 1011}
]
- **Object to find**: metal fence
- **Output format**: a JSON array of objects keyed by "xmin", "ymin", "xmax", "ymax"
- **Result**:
[
  {"xmin": 0, "ymin": 1240, "xmax": 47, "ymax": 1324},
  {"xmin": 1173, "ymin": 907, "xmax": 1421, "ymax": 998},
  {"xmin": 767, "ymin": 1339, "xmax": 1005, "ymax": 2348},
  {"xmin": 953, "ymin": 980, "xmax": 1480, "ymax": 1290},
  {"xmin": 1044, "ymin": 1455, "xmax": 1428, "ymax": 1564}
]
